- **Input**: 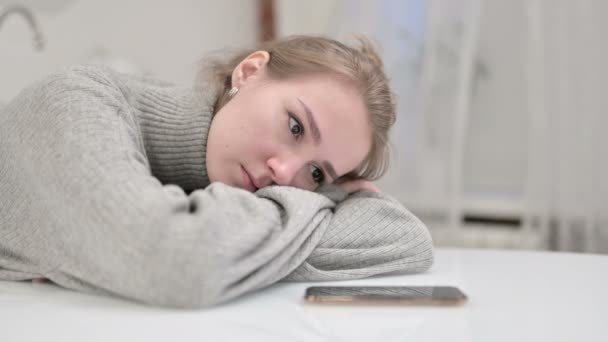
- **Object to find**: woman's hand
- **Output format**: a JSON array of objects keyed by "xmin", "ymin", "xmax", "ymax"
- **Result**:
[{"xmin": 334, "ymin": 178, "xmax": 380, "ymax": 194}]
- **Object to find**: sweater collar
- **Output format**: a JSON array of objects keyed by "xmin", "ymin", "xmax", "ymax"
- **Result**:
[{"xmin": 129, "ymin": 73, "xmax": 221, "ymax": 191}]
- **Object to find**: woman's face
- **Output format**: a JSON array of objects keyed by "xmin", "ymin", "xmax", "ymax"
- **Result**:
[{"xmin": 206, "ymin": 51, "xmax": 372, "ymax": 192}]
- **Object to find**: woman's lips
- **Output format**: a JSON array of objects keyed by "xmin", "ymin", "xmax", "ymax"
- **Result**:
[{"xmin": 241, "ymin": 166, "xmax": 257, "ymax": 192}]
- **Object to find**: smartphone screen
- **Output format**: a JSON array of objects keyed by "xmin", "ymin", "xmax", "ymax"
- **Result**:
[{"xmin": 304, "ymin": 286, "xmax": 467, "ymax": 305}]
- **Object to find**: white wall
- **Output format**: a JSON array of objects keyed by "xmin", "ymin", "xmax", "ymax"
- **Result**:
[
  {"xmin": 276, "ymin": 0, "xmax": 337, "ymax": 36},
  {"xmin": 0, "ymin": 0, "xmax": 257, "ymax": 103}
]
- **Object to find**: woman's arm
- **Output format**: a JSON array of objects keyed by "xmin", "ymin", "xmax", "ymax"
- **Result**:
[
  {"xmin": 0, "ymin": 66, "xmax": 338, "ymax": 308},
  {"xmin": 285, "ymin": 183, "xmax": 434, "ymax": 281}
]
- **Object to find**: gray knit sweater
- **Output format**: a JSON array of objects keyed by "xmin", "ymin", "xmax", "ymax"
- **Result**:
[{"xmin": 0, "ymin": 65, "xmax": 433, "ymax": 308}]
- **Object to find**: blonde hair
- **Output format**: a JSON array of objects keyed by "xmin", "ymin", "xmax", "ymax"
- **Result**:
[{"xmin": 202, "ymin": 35, "xmax": 396, "ymax": 181}]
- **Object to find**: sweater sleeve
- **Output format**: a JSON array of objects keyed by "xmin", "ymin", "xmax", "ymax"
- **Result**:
[
  {"xmin": 284, "ymin": 188, "xmax": 434, "ymax": 281},
  {"xmin": 0, "ymin": 67, "xmax": 337, "ymax": 308}
]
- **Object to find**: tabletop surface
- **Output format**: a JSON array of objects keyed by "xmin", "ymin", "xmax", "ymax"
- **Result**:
[{"xmin": 1, "ymin": 248, "xmax": 607, "ymax": 342}]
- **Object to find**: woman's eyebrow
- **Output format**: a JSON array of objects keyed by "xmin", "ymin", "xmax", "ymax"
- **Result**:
[{"xmin": 296, "ymin": 97, "xmax": 338, "ymax": 181}]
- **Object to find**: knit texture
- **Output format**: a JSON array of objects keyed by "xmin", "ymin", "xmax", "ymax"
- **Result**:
[{"xmin": 0, "ymin": 65, "xmax": 433, "ymax": 308}]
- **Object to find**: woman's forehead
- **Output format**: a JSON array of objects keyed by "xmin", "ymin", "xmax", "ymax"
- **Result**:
[{"xmin": 284, "ymin": 74, "xmax": 365, "ymax": 115}]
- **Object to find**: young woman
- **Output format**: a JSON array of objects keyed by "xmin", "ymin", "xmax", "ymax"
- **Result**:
[{"xmin": 0, "ymin": 36, "xmax": 434, "ymax": 308}]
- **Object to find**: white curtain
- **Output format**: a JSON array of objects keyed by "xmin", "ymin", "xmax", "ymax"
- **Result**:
[
  {"xmin": 322, "ymin": 0, "xmax": 608, "ymax": 253},
  {"xmin": 418, "ymin": 0, "xmax": 608, "ymax": 252},
  {"xmin": 524, "ymin": 0, "xmax": 608, "ymax": 253}
]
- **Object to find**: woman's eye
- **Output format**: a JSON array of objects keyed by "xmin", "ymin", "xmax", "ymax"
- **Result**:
[
  {"xmin": 289, "ymin": 115, "xmax": 303, "ymax": 137},
  {"xmin": 310, "ymin": 164, "xmax": 325, "ymax": 184}
]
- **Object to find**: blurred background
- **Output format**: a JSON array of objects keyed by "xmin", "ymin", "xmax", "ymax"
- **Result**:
[{"xmin": 1, "ymin": 0, "xmax": 606, "ymax": 253}]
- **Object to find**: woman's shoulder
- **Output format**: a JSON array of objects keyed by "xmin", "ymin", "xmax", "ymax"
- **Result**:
[
  {"xmin": 43, "ymin": 64, "xmax": 123, "ymax": 89},
  {"xmin": 9, "ymin": 64, "xmax": 129, "ymax": 108},
  {"xmin": 14, "ymin": 64, "xmax": 175, "ymax": 114},
  {"xmin": 36, "ymin": 64, "xmax": 175, "ymax": 99},
  {"xmin": 1, "ymin": 65, "xmax": 139, "ymax": 129}
]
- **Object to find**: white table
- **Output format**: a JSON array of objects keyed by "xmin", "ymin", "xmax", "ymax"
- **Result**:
[{"xmin": 1, "ymin": 248, "xmax": 607, "ymax": 341}]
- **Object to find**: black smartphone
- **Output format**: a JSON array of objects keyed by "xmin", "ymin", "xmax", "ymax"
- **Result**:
[{"xmin": 304, "ymin": 286, "xmax": 468, "ymax": 306}]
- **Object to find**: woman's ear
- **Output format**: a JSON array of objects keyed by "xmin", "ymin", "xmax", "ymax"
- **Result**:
[{"xmin": 231, "ymin": 50, "xmax": 270, "ymax": 89}]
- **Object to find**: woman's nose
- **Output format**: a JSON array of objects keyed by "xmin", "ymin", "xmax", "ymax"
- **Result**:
[{"xmin": 266, "ymin": 156, "xmax": 302, "ymax": 186}]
